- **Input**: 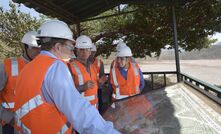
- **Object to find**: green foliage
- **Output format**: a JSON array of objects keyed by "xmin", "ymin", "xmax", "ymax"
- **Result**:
[
  {"xmin": 0, "ymin": 2, "xmax": 44, "ymax": 58},
  {"xmin": 81, "ymin": 0, "xmax": 221, "ymax": 58}
]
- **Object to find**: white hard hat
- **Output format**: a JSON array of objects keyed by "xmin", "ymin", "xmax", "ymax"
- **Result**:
[
  {"xmin": 116, "ymin": 41, "xmax": 127, "ymax": 50},
  {"xmin": 91, "ymin": 43, "xmax": 97, "ymax": 51},
  {"xmin": 75, "ymin": 35, "xmax": 92, "ymax": 49},
  {"xmin": 117, "ymin": 46, "xmax": 132, "ymax": 57},
  {"xmin": 37, "ymin": 20, "xmax": 74, "ymax": 41},
  {"xmin": 21, "ymin": 31, "xmax": 39, "ymax": 47}
]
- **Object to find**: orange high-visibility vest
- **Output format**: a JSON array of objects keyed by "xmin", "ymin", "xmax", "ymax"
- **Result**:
[
  {"xmin": 69, "ymin": 60, "xmax": 98, "ymax": 107},
  {"xmin": 14, "ymin": 55, "xmax": 72, "ymax": 134},
  {"xmin": 110, "ymin": 61, "xmax": 140, "ymax": 100},
  {"xmin": 92, "ymin": 58, "xmax": 102, "ymax": 78},
  {"xmin": 92, "ymin": 58, "xmax": 106, "ymax": 85},
  {"xmin": 0, "ymin": 57, "xmax": 26, "ymax": 111}
]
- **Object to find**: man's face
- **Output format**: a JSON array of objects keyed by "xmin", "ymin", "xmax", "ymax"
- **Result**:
[
  {"xmin": 117, "ymin": 57, "xmax": 129, "ymax": 68},
  {"xmin": 26, "ymin": 46, "xmax": 41, "ymax": 59},
  {"xmin": 58, "ymin": 40, "xmax": 75, "ymax": 61},
  {"xmin": 76, "ymin": 48, "xmax": 91, "ymax": 61}
]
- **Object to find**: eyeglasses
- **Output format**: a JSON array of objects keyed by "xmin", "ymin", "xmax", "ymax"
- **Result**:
[
  {"xmin": 78, "ymin": 48, "xmax": 91, "ymax": 51},
  {"xmin": 117, "ymin": 57, "xmax": 127, "ymax": 61},
  {"xmin": 63, "ymin": 42, "xmax": 75, "ymax": 51}
]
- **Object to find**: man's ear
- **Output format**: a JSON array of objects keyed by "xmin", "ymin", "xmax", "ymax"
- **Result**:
[{"xmin": 54, "ymin": 42, "xmax": 62, "ymax": 51}]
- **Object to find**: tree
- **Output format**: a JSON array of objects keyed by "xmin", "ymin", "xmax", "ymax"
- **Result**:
[
  {"xmin": 0, "ymin": 2, "xmax": 44, "ymax": 58},
  {"xmin": 80, "ymin": 0, "xmax": 221, "ymax": 58}
]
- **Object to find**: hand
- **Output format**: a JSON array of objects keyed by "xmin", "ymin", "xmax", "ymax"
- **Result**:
[
  {"xmin": 83, "ymin": 80, "xmax": 95, "ymax": 91},
  {"xmin": 99, "ymin": 75, "xmax": 106, "ymax": 85}
]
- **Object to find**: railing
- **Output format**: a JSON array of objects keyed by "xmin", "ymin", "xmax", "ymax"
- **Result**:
[
  {"xmin": 180, "ymin": 73, "xmax": 221, "ymax": 105},
  {"xmin": 142, "ymin": 71, "xmax": 177, "ymax": 90},
  {"xmin": 105, "ymin": 71, "xmax": 221, "ymax": 105}
]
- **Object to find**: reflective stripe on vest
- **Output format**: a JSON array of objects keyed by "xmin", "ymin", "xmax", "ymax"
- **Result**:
[
  {"xmin": 15, "ymin": 95, "xmax": 43, "ymax": 134},
  {"xmin": 15, "ymin": 94, "xmax": 70, "ymax": 134},
  {"xmin": 112, "ymin": 62, "xmax": 140, "ymax": 99},
  {"xmin": 57, "ymin": 123, "xmax": 69, "ymax": 134},
  {"xmin": 81, "ymin": 92, "xmax": 96, "ymax": 101},
  {"xmin": 11, "ymin": 58, "xmax": 19, "ymax": 76},
  {"xmin": 112, "ymin": 93, "xmax": 128, "ymax": 100},
  {"xmin": 111, "ymin": 62, "xmax": 121, "ymax": 99},
  {"xmin": 72, "ymin": 61, "xmax": 84, "ymax": 85},
  {"xmin": 97, "ymin": 59, "xmax": 101, "ymax": 77},
  {"xmin": 132, "ymin": 63, "xmax": 140, "ymax": 94},
  {"xmin": 2, "ymin": 102, "xmax": 14, "ymax": 109},
  {"xmin": 97, "ymin": 59, "xmax": 101, "ymax": 69}
]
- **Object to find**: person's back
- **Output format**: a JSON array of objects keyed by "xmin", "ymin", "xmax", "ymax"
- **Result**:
[
  {"xmin": 0, "ymin": 31, "xmax": 40, "ymax": 134},
  {"xmin": 14, "ymin": 20, "xmax": 120, "ymax": 134}
]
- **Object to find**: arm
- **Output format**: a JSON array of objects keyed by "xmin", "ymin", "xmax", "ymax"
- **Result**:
[
  {"xmin": 0, "ymin": 62, "xmax": 14, "ymax": 124},
  {"xmin": 139, "ymin": 68, "xmax": 145, "ymax": 91},
  {"xmin": 0, "ymin": 63, "xmax": 7, "ymax": 91},
  {"xmin": 107, "ymin": 67, "xmax": 113, "ymax": 94},
  {"xmin": 99, "ymin": 61, "xmax": 105, "ymax": 79},
  {"xmin": 42, "ymin": 60, "xmax": 120, "ymax": 134},
  {"xmin": 76, "ymin": 85, "xmax": 85, "ymax": 93},
  {"xmin": 98, "ymin": 61, "xmax": 106, "ymax": 86}
]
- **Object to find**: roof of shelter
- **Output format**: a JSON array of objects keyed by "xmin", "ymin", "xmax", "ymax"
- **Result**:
[{"xmin": 13, "ymin": 0, "xmax": 189, "ymax": 24}]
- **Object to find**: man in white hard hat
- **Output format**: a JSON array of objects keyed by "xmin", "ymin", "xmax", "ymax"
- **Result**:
[
  {"xmin": 0, "ymin": 31, "xmax": 40, "ymax": 134},
  {"xmin": 69, "ymin": 35, "xmax": 100, "ymax": 109},
  {"xmin": 13, "ymin": 20, "xmax": 120, "ymax": 134},
  {"xmin": 89, "ymin": 43, "xmax": 106, "ymax": 113},
  {"xmin": 108, "ymin": 45, "xmax": 145, "ymax": 102}
]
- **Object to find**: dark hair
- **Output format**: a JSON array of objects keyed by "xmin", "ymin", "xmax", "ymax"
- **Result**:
[{"xmin": 38, "ymin": 37, "xmax": 66, "ymax": 51}]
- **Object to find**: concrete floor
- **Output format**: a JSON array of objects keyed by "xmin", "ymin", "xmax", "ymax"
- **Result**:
[{"xmin": 103, "ymin": 83, "xmax": 221, "ymax": 134}]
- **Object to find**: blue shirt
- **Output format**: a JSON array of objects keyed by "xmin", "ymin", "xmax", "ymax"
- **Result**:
[
  {"xmin": 40, "ymin": 51, "xmax": 120, "ymax": 134},
  {"xmin": 108, "ymin": 64, "xmax": 145, "ymax": 92}
]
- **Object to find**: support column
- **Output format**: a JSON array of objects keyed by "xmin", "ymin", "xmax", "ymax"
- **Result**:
[{"xmin": 172, "ymin": 5, "xmax": 181, "ymax": 82}]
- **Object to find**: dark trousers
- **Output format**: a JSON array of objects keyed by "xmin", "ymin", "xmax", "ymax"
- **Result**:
[
  {"xmin": 98, "ymin": 88, "xmax": 103, "ymax": 114},
  {"xmin": 3, "ymin": 124, "xmax": 14, "ymax": 134}
]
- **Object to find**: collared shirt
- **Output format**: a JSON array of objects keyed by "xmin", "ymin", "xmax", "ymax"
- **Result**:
[
  {"xmin": 40, "ymin": 51, "xmax": 120, "ymax": 134},
  {"xmin": 108, "ymin": 65, "xmax": 145, "ymax": 92}
]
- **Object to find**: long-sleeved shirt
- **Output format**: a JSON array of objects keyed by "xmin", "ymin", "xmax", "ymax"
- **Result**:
[
  {"xmin": 40, "ymin": 51, "xmax": 120, "ymax": 134},
  {"xmin": 108, "ymin": 65, "xmax": 145, "ymax": 93}
]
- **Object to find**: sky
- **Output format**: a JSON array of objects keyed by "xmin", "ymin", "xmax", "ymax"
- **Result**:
[
  {"xmin": 0, "ymin": 0, "xmax": 40, "ymax": 18},
  {"xmin": 210, "ymin": 32, "xmax": 221, "ymax": 44},
  {"xmin": 1, "ymin": 0, "xmax": 221, "ymax": 44}
]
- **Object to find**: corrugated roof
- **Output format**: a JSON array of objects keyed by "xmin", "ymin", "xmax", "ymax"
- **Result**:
[{"xmin": 13, "ymin": 0, "xmax": 189, "ymax": 24}]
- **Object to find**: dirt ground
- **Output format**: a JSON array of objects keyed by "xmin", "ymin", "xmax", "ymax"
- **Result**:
[{"xmin": 104, "ymin": 60, "xmax": 221, "ymax": 86}]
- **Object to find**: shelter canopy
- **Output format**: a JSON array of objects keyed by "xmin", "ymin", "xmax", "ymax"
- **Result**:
[{"xmin": 13, "ymin": 0, "xmax": 189, "ymax": 24}]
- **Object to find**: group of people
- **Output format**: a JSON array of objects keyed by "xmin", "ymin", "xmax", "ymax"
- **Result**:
[{"xmin": 0, "ymin": 19, "xmax": 144, "ymax": 134}]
